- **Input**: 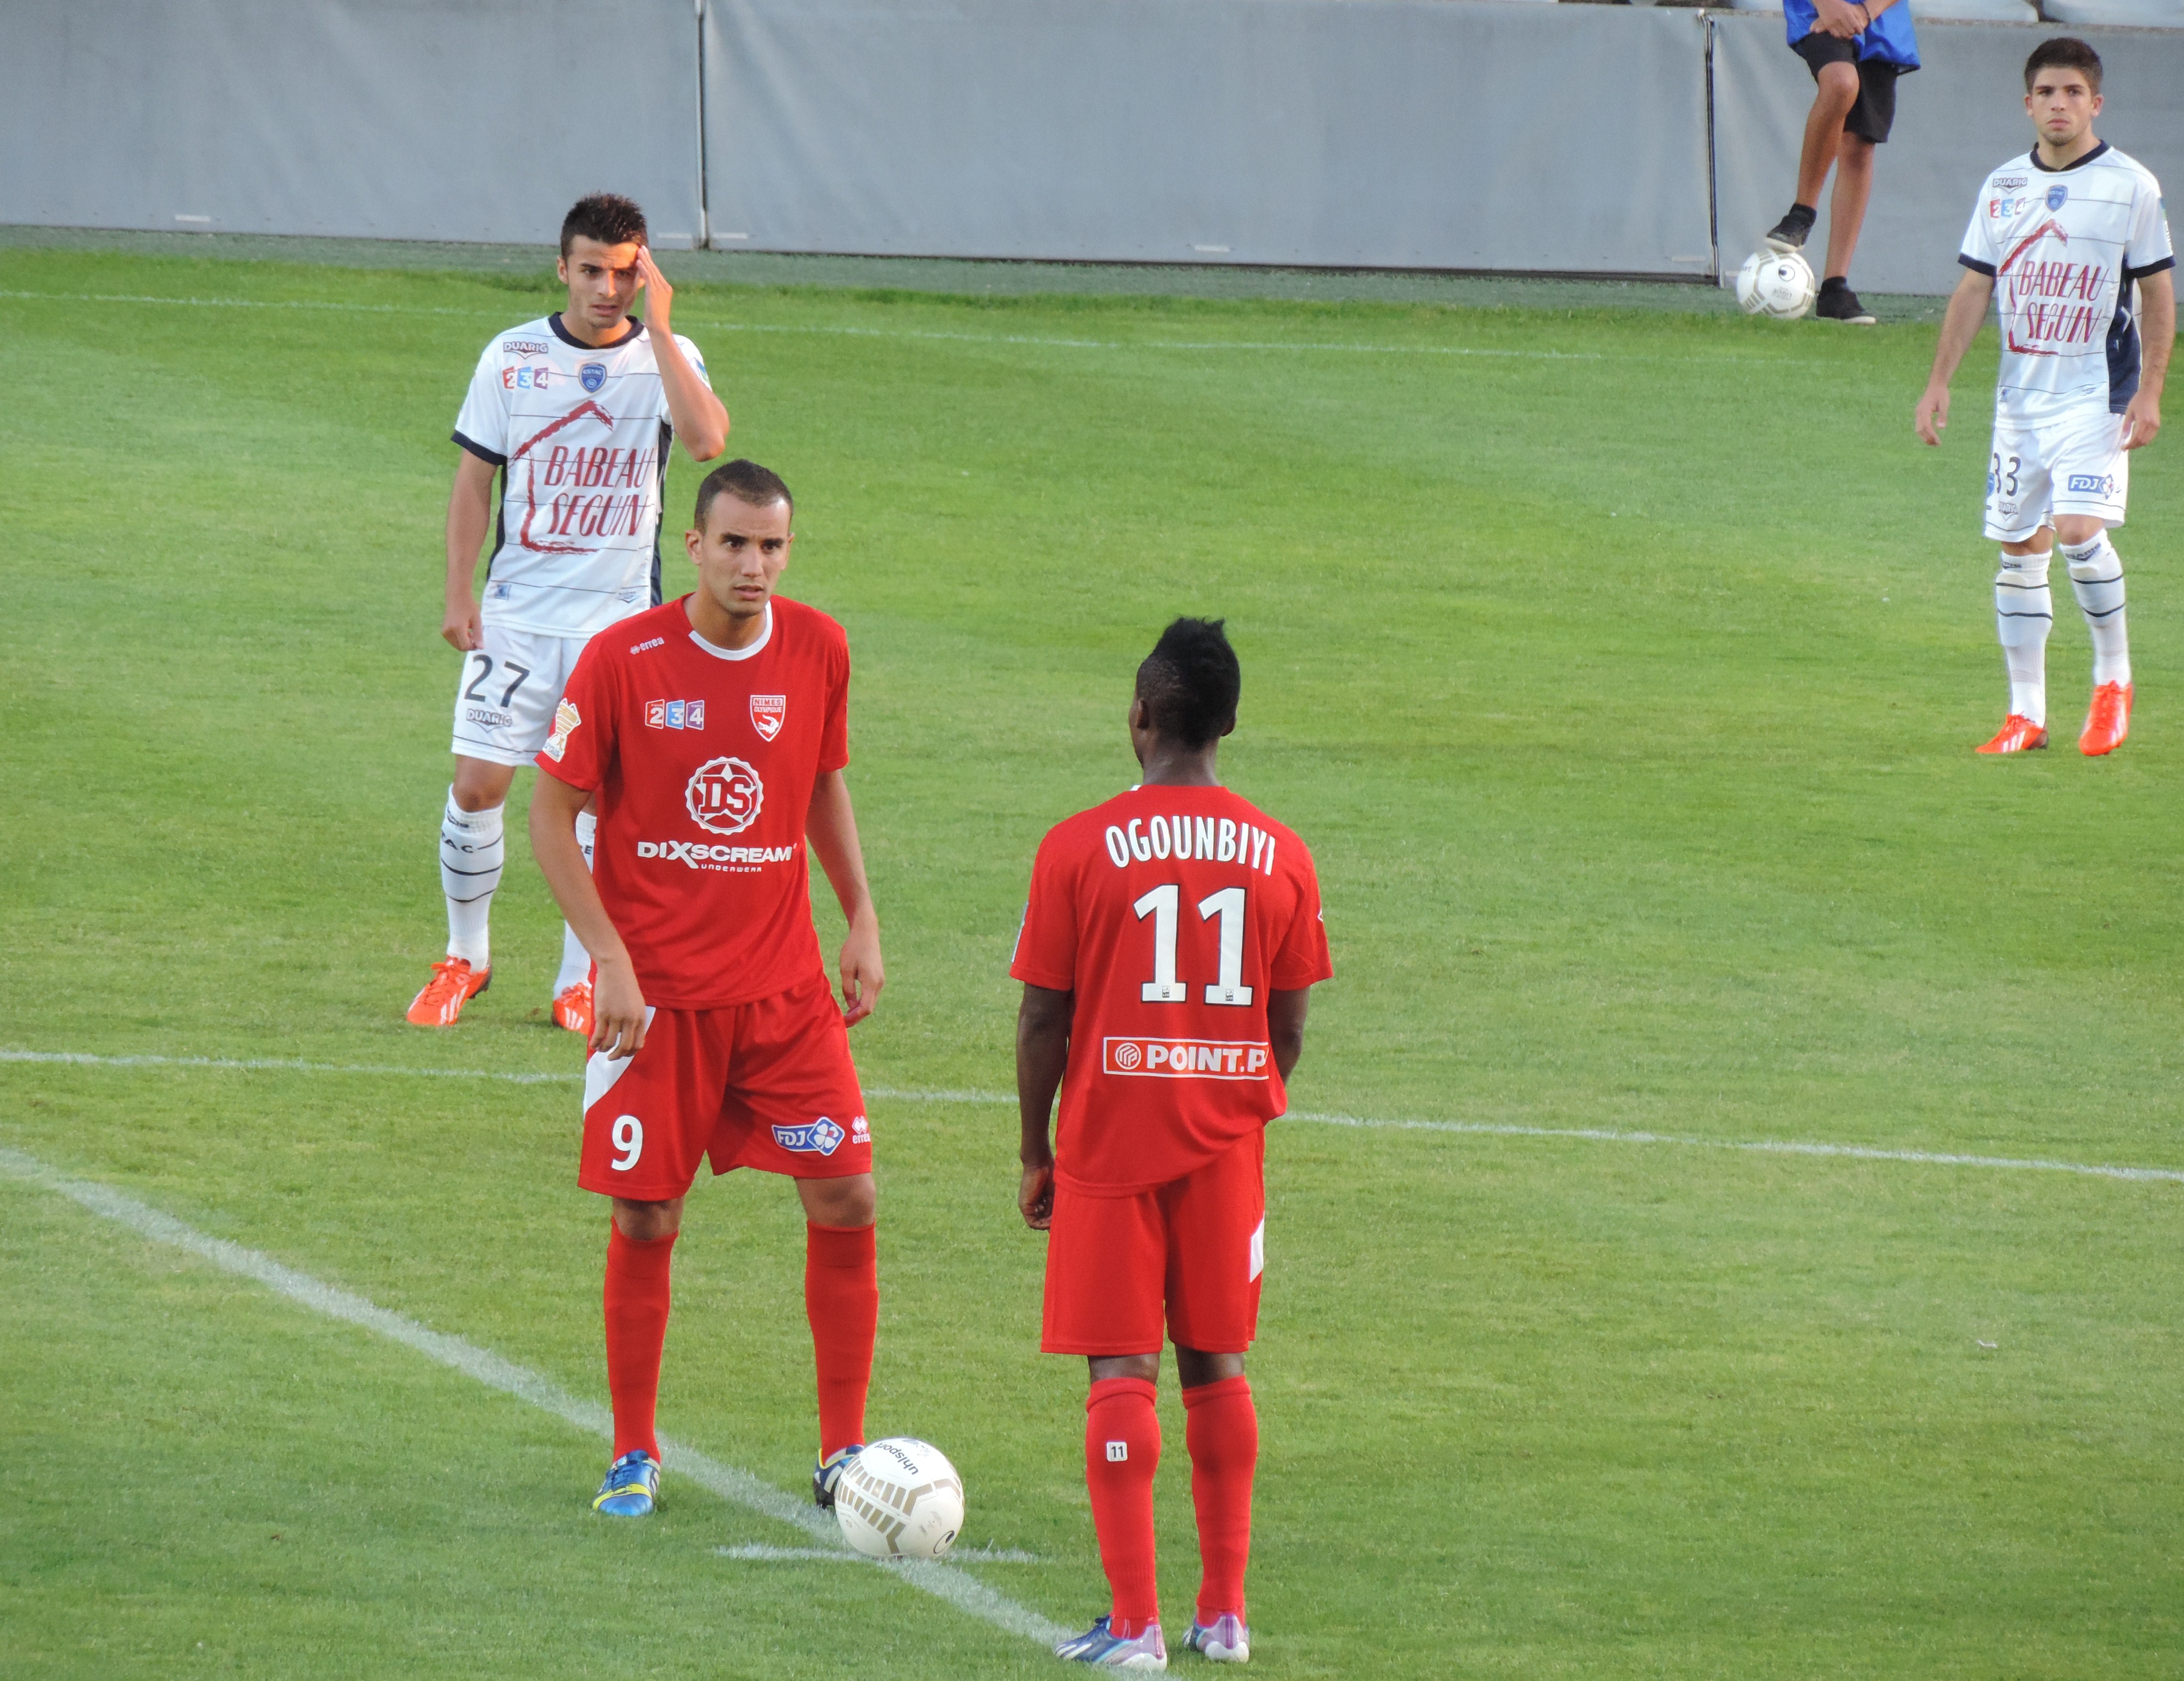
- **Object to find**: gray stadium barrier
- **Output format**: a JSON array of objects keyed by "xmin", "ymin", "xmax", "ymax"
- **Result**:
[
  {"xmin": 0, "ymin": 0, "xmax": 704, "ymax": 247},
  {"xmin": 1711, "ymin": 13, "xmax": 2184, "ymax": 297},
  {"xmin": 700, "ymin": 0, "xmax": 1716, "ymax": 279},
  {"xmin": 5, "ymin": 0, "xmax": 2180, "ymax": 294}
]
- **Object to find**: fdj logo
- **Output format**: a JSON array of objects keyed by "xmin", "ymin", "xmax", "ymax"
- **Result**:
[
  {"xmin": 771, "ymin": 1117, "xmax": 847, "ymax": 1156},
  {"xmin": 580, "ymin": 361, "xmax": 607, "ymax": 393},
  {"xmin": 644, "ymin": 699, "xmax": 707, "ymax": 731},
  {"xmin": 2066, "ymin": 473, "xmax": 2115, "ymax": 495},
  {"xmin": 685, "ymin": 755, "xmax": 764, "ymax": 836}
]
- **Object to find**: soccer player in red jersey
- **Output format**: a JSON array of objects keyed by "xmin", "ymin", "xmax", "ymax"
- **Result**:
[
  {"xmin": 529, "ymin": 458, "xmax": 885, "ymax": 1518},
  {"xmin": 1014, "ymin": 619, "xmax": 1333, "ymax": 1670}
]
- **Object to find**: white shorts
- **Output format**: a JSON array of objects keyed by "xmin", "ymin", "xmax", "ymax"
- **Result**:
[
  {"xmin": 1985, "ymin": 407, "xmax": 2128, "ymax": 542},
  {"xmin": 448, "ymin": 624, "xmax": 591, "ymax": 766}
]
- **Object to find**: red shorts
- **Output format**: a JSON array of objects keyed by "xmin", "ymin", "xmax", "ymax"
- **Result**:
[
  {"xmin": 578, "ymin": 973, "xmax": 871, "ymax": 1200},
  {"xmin": 1042, "ymin": 1129, "xmax": 1266, "ymax": 1356}
]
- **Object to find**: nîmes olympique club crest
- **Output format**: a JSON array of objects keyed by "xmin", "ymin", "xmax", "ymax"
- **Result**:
[
  {"xmin": 749, "ymin": 694, "xmax": 786, "ymax": 741},
  {"xmin": 686, "ymin": 756, "xmax": 764, "ymax": 836}
]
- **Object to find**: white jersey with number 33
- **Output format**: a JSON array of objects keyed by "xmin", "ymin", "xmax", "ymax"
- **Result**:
[
  {"xmin": 452, "ymin": 314, "xmax": 711, "ymax": 639},
  {"xmin": 1958, "ymin": 144, "xmax": 2173, "ymax": 425}
]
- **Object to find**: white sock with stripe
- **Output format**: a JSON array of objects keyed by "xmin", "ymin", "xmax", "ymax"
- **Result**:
[
  {"xmin": 440, "ymin": 792, "xmax": 503, "ymax": 968},
  {"xmin": 1994, "ymin": 548, "xmax": 2052, "ymax": 726},
  {"xmin": 553, "ymin": 809, "xmax": 597, "ymax": 993},
  {"xmin": 2062, "ymin": 533, "xmax": 2129, "ymax": 687}
]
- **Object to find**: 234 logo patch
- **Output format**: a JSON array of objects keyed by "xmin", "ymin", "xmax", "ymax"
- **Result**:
[{"xmin": 645, "ymin": 699, "xmax": 707, "ymax": 730}]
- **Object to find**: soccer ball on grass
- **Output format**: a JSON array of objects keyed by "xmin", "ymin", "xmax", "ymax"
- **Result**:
[
  {"xmin": 1735, "ymin": 248, "xmax": 1818, "ymax": 320},
  {"xmin": 834, "ymin": 1437, "xmax": 965, "ymax": 1560}
]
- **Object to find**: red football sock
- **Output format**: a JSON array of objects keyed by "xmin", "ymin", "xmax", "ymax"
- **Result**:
[
  {"xmin": 603, "ymin": 1224, "xmax": 677, "ymax": 1461},
  {"xmin": 805, "ymin": 1222, "xmax": 878, "ymax": 1459},
  {"xmin": 1085, "ymin": 1376, "xmax": 1162, "ymax": 1635},
  {"xmin": 1183, "ymin": 1375, "xmax": 1257, "ymax": 1621}
]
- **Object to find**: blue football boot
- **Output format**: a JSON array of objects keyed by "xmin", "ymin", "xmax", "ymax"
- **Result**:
[
  {"xmin": 593, "ymin": 1449, "xmax": 660, "ymax": 1517},
  {"xmin": 813, "ymin": 1443, "xmax": 863, "ymax": 1509},
  {"xmin": 1055, "ymin": 1616, "xmax": 1167, "ymax": 1669}
]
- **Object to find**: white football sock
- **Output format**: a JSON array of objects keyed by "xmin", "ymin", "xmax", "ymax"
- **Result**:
[
  {"xmin": 553, "ymin": 809, "xmax": 597, "ymax": 993},
  {"xmin": 441, "ymin": 791, "xmax": 504, "ymax": 967},
  {"xmin": 1994, "ymin": 548, "xmax": 2052, "ymax": 726},
  {"xmin": 2062, "ymin": 533, "xmax": 2129, "ymax": 687}
]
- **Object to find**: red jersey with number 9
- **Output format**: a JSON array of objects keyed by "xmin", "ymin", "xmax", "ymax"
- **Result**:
[
  {"xmin": 1011, "ymin": 783, "xmax": 1332, "ymax": 1195},
  {"xmin": 537, "ymin": 594, "xmax": 849, "ymax": 1008}
]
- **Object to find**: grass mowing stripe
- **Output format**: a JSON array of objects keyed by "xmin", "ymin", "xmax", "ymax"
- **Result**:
[
  {"xmin": 11, "ymin": 1047, "xmax": 2181, "ymax": 1186},
  {"xmin": 0, "ymin": 1141, "xmax": 1072, "ymax": 1651}
]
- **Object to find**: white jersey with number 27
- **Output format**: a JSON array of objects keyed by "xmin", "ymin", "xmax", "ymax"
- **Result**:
[
  {"xmin": 452, "ymin": 314, "xmax": 711, "ymax": 639},
  {"xmin": 1958, "ymin": 143, "xmax": 2173, "ymax": 425}
]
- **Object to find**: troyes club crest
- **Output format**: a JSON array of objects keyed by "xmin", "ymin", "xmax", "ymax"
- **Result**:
[
  {"xmin": 580, "ymin": 361, "xmax": 607, "ymax": 393},
  {"xmin": 686, "ymin": 756, "xmax": 764, "ymax": 836},
  {"xmin": 750, "ymin": 694, "xmax": 786, "ymax": 741}
]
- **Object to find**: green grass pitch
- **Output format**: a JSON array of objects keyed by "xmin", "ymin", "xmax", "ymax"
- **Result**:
[{"xmin": 1, "ymin": 243, "xmax": 2180, "ymax": 1678}]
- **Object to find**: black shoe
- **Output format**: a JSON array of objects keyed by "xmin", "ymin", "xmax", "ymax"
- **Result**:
[
  {"xmin": 1763, "ymin": 205, "xmax": 1815, "ymax": 253},
  {"xmin": 1814, "ymin": 280, "xmax": 1876, "ymax": 325}
]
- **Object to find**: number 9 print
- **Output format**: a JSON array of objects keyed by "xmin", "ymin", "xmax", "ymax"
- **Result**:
[{"xmin": 610, "ymin": 1114, "xmax": 644, "ymax": 1171}]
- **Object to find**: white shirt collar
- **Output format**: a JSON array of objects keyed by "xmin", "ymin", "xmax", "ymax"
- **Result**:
[{"xmin": 688, "ymin": 603, "xmax": 772, "ymax": 662}]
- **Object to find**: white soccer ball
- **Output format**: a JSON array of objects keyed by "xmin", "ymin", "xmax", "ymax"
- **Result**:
[
  {"xmin": 1735, "ymin": 248, "xmax": 1818, "ymax": 320},
  {"xmin": 834, "ymin": 1437, "xmax": 965, "ymax": 1560}
]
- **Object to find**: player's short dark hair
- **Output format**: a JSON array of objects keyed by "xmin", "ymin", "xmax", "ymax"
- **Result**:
[
  {"xmin": 694, "ymin": 460, "xmax": 793, "ymax": 530},
  {"xmin": 560, "ymin": 193, "xmax": 648, "ymax": 257},
  {"xmin": 1136, "ymin": 618, "xmax": 1240, "ymax": 750},
  {"xmin": 2024, "ymin": 37, "xmax": 2102, "ymax": 93}
]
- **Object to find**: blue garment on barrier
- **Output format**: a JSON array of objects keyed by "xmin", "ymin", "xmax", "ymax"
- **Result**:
[{"xmin": 1784, "ymin": 0, "xmax": 1920, "ymax": 70}]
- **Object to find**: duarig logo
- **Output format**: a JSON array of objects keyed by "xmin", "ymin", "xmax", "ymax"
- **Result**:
[
  {"xmin": 685, "ymin": 756, "xmax": 764, "ymax": 835},
  {"xmin": 2067, "ymin": 472, "xmax": 2116, "ymax": 496}
]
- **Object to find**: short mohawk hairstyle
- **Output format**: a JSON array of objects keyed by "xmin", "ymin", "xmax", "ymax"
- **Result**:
[
  {"xmin": 560, "ymin": 193, "xmax": 648, "ymax": 257},
  {"xmin": 695, "ymin": 459, "xmax": 794, "ymax": 530},
  {"xmin": 1136, "ymin": 617, "xmax": 1241, "ymax": 751},
  {"xmin": 2024, "ymin": 36, "xmax": 2102, "ymax": 92}
]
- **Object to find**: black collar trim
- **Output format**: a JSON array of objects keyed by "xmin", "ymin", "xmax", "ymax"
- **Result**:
[
  {"xmin": 2031, "ymin": 140, "xmax": 2108, "ymax": 175},
  {"xmin": 548, "ymin": 312, "xmax": 644, "ymax": 351}
]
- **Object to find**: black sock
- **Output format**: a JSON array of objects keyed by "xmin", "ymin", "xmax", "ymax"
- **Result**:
[
  {"xmin": 1788, "ymin": 203, "xmax": 1817, "ymax": 224},
  {"xmin": 1820, "ymin": 275, "xmax": 1849, "ymax": 292}
]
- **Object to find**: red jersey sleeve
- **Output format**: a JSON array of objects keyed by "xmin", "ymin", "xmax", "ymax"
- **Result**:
[
  {"xmin": 1269, "ymin": 844, "xmax": 1334, "ymax": 990},
  {"xmin": 535, "ymin": 638, "xmax": 618, "ymax": 792},
  {"xmin": 1009, "ymin": 825, "xmax": 1081, "ymax": 992},
  {"xmin": 818, "ymin": 630, "xmax": 850, "ymax": 774}
]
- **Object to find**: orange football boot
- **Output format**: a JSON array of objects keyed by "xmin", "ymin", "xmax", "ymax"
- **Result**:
[
  {"xmin": 406, "ymin": 957, "xmax": 490, "ymax": 1026},
  {"xmin": 2079, "ymin": 682, "xmax": 2132, "ymax": 756},
  {"xmin": 552, "ymin": 979, "xmax": 595, "ymax": 1037},
  {"xmin": 1975, "ymin": 715, "xmax": 2048, "ymax": 754}
]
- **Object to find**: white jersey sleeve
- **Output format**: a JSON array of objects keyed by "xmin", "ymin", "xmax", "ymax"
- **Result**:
[
  {"xmin": 453, "ymin": 338, "xmax": 514, "ymax": 465},
  {"xmin": 2123, "ymin": 171, "xmax": 2175, "ymax": 283},
  {"xmin": 1959, "ymin": 182, "xmax": 2002, "ymax": 276}
]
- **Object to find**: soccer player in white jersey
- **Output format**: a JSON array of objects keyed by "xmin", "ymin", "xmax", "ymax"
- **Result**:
[
  {"xmin": 1915, "ymin": 40, "xmax": 2173, "ymax": 757},
  {"xmin": 408, "ymin": 194, "xmax": 729, "ymax": 1029}
]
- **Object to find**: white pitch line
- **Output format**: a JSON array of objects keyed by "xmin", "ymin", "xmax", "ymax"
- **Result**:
[
  {"xmin": 9, "ymin": 1047, "xmax": 2179, "ymax": 1187},
  {"xmin": 0, "ymin": 1142, "xmax": 1070, "ymax": 1650},
  {"xmin": 0, "ymin": 286, "xmax": 1745, "ymax": 364},
  {"xmin": 719, "ymin": 1542, "xmax": 1044, "ymax": 1564}
]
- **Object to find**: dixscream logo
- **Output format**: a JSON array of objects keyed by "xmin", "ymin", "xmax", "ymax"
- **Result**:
[
  {"xmin": 1103, "ymin": 1037, "xmax": 1272, "ymax": 1081},
  {"xmin": 635, "ymin": 839, "xmax": 797, "ymax": 868},
  {"xmin": 686, "ymin": 756, "xmax": 764, "ymax": 835}
]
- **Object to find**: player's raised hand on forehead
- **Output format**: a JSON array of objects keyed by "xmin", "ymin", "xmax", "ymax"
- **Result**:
[{"xmin": 634, "ymin": 245, "xmax": 672, "ymax": 331}]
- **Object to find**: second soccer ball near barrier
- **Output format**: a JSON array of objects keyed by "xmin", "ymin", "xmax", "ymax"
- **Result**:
[
  {"xmin": 834, "ymin": 1438, "xmax": 966, "ymax": 1560},
  {"xmin": 1736, "ymin": 248, "xmax": 1819, "ymax": 321}
]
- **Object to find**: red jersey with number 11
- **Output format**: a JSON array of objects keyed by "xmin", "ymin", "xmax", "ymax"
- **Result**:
[{"xmin": 1012, "ymin": 783, "xmax": 1332, "ymax": 1196}]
